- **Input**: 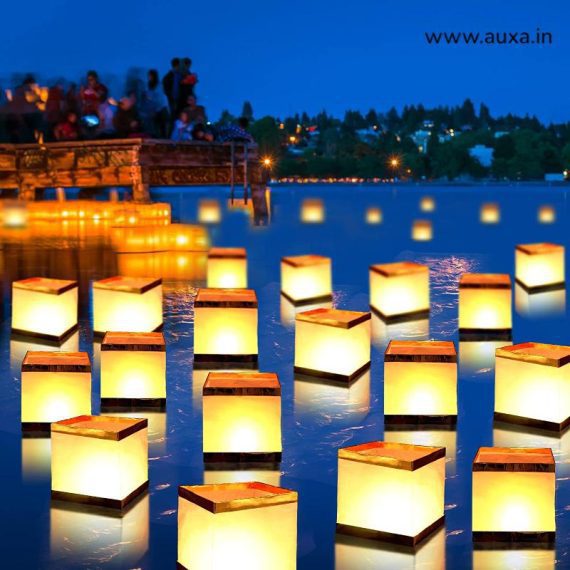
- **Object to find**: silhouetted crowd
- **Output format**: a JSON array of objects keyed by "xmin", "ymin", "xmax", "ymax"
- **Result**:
[{"xmin": 0, "ymin": 57, "xmax": 253, "ymax": 145}]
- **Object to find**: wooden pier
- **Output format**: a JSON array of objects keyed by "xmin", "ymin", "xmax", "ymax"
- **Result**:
[{"xmin": 0, "ymin": 139, "xmax": 268, "ymax": 202}]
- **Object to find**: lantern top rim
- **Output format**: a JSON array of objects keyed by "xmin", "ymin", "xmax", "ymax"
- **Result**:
[
  {"xmin": 296, "ymin": 308, "xmax": 370, "ymax": 329},
  {"xmin": 496, "ymin": 342, "xmax": 570, "ymax": 368},
  {"xmin": 204, "ymin": 372, "xmax": 280, "ymax": 396},
  {"xmin": 473, "ymin": 447, "xmax": 555, "ymax": 472},
  {"xmin": 101, "ymin": 331, "xmax": 166, "ymax": 351},
  {"xmin": 208, "ymin": 247, "xmax": 247, "ymax": 259},
  {"xmin": 385, "ymin": 340, "xmax": 456, "ymax": 363},
  {"xmin": 14, "ymin": 277, "xmax": 77, "ymax": 295},
  {"xmin": 93, "ymin": 276, "xmax": 162, "ymax": 294},
  {"xmin": 22, "ymin": 351, "xmax": 90, "ymax": 372},
  {"xmin": 282, "ymin": 254, "xmax": 330, "ymax": 267},
  {"xmin": 459, "ymin": 273, "xmax": 511, "ymax": 289},
  {"xmin": 195, "ymin": 288, "xmax": 257, "ymax": 308},
  {"xmin": 516, "ymin": 243, "xmax": 563, "ymax": 256},
  {"xmin": 370, "ymin": 261, "xmax": 428, "ymax": 277},
  {"xmin": 52, "ymin": 414, "xmax": 147, "ymax": 441}
]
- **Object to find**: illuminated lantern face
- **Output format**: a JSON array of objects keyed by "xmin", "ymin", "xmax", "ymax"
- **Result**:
[
  {"xmin": 459, "ymin": 274, "xmax": 512, "ymax": 339},
  {"xmin": 365, "ymin": 207, "xmax": 382, "ymax": 224},
  {"xmin": 481, "ymin": 203, "xmax": 500, "ymax": 224},
  {"xmin": 494, "ymin": 342, "xmax": 570, "ymax": 431},
  {"xmin": 101, "ymin": 332, "xmax": 166, "ymax": 406},
  {"xmin": 203, "ymin": 372, "xmax": 282, "ymax": 462},
  {"xmin": 384, "ymin": 340, "xmax": 457, "ymax": 424},
  {"xmin": 12, "ymin": 277, "xmax": 78, "ymax": 342},
  {"xmin": 300, "ymin": 199, "xmax": 325, "ymax": 223},
  {"xmin": 207, "ymin": 248, "xmax": 248, "ymax": 289},
  {"xmin": 294, "ymin": 308, "xmax": 371, "ymax": 383},
  {"xmin": 21, "ymin": 351, "xmax": 91, "ymax": 433},
  {"xmin": 337, "ymin": 441, "xmax": 445, "ymax": 545},
  {"xmin": 198, "ymin": 199, "xmax": 222, "ymax": 224},
  {"xmin": 177, "ymin": 482, "xmax": 298, "ymax": 570},
  {"xmin": 370, "ymin": 262, "xmax": 430, "ymax": 322},
  {"xmin": 92, "ymin": 276, "xmax": 163, "ymax": 336},
  {"xmin": 515, "ymin": 243, "xmax": 565, "ymax": 292},
  {"xmin": 412, "ymin": 220, "xmax": 432, "ymax": 241},
  {"xmin": 538, "ymin": 205, "xmax": 555, "ymax": 224},
  {"xmin": 281, "ymin": 254, "xmax": 332, "ymax": 305},
  {"xmin": 194, "ymin": 289, "xmax": 258, "ymax": 367},
  {"xmin": 420, "ymin": 196, "xmax": 435, "ymax": 212},
  {"xmin": 51, "ymin": 415, "xmax": 149, "ymax": 509},
  {"xmin": 472, "ymin": 447, "xmax": 555, "ymax": 541}
]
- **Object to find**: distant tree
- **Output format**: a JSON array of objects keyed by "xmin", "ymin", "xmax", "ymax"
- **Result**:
[
  {"xmin": 250, "ymin": 116, "xmax": 282, "ymax": 157},
  {"xmin": 385, "ymin": 107, "xmax": 400, "ymax": 131},
  {"xmin": 218, "ymin": 109, "xmax": 235, "ymax": 125},
  {"xmin": 365, "ymin": 109, "xmax": 379, "ymax": 127},
  {"xmin": 479, "ymin": 103, "xmax": 492, "ymax": 127},
  {"xmin": 241, "ymin": 101, "xmax": 254, "ymax": 120}
]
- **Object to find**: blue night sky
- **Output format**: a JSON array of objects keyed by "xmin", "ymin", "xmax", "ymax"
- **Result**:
[{"xmin": 1, "ymin": 0, "xmax": 568, "ymax": 122}]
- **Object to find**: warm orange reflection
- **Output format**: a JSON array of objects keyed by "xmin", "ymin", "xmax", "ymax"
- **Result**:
[{"xmin": 111, "ymin": 224, "xmax": 209, "ymax": 253}]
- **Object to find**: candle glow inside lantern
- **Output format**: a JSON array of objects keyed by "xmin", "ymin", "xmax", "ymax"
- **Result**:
[
  {"xmin": 494, "ymin": 342, "xmax": 570, "ymax": 432},
  {"xmin": 384, "ymin": 341, "xmax": 457, "ymax": 425},
  {"xmin": 207, "ymin": 248, "xmax": 248, "ymax": 289},
  {"xmin": 178, "ymin": 482, "xmax": 298, "ymax": 570},
  {"xmin": 203, "ymin": 372, "xmax": 282, "ymax": 462},
  {"xmin": 412, "ymin": 220, "xmax": 432, "ymax": 241},
  {"xmin": 281, "ymin": 254, "xmax": 332, "ymax": 305},
  {"xmin": 194, "ymin": 288, "xmax": 258, "ymax": 368},
  {"xmin": 515, "ymin": 243, "xmax": 565, "ymax": 293},
  {"xmin": 472, "ymin": 447, "xmax": 555, "ymax": 543},
  {"xmin": 198, "ymin": 199, "xmax": 222, "ymax": 224},
  {"xmin": 481, "ymin": 203, "xmax": 500, "ymax": 224},
  {"xmin": 538, "ymin": 205, "xmax": 555, "ymax": 224},
  {"xmin": 365, "ymin": 207, "xmax": 382, "ymax": 224},
  {"xmin": 336, "ymin": 441, "xmax": 445, "ymax": 546},
  {"xmin": 92, "ymin": 276, "xmax": 163, "ymax": 336},
  {"xmin": 51, "ymin": 415, "xmax": 149, "ymax": 509},
  {"xmin": 459, "ymin": 273, "xmax": 512, "ymax": 339},
  {"xmin": 294, "ymin": 308, "xmax": 371, "ymax": 383},
  {"xmin": 101, "ymin": 332, "xmax": 166, "ymax": 407},
  {"xmin": 21, "ymin": 351, "xmax": 91, "ymax": 433},
  {"xmin": 300, "ymin": 198, "xmax": 325, "ymax": 223},
  {"xmin": 420, "ymin": 196, "xmax": 435, "ymax": 212},
  {"xmin": 12, "ymin": 277, "xmax": 78, "ymax": 342},
  {"xmin": 370, "ymin": 262, "xmax": 430, "ymax": 322}
]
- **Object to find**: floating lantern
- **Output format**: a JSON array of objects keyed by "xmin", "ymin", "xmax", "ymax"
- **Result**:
[
  {"xmin": 384, "ymin": 341, "xmax": 457, "ymax": 425},
  {"xmin": 12, "ymin": 277, "xmax": 78, "ymax": 342},
  {"xmin": 472, "ymin": 447, "xmax": 555, "ymax": 543},
  {"xmin": 281, "ymin": 254, "xmax": 332, "ymax": 305},
  {"xmin": 198, "ymin": 199, "xmax": 222, "ymax": 224},
  {"xmin": 337, "ymin": 441, "xmax": 445, "ymax": 545},
  {"xmin": 203, "ymin": 372, "xmax": 282, "ymax": 462},
  {"xmin": 515, "ymin": 243, "xmax": 565, "ymax": 293},
  {"xmin": 365, "ymin": 207, "xmax": 382, "ymax": 224},
  {"xmin": 370, "ymin": 262, "xmax": 430, "ymax": 322},
  {"xmin": 51, "ymin": 415, "xmax": 149, "ymax": 509},
  {"xmin": 207, "ymin": 248, "xmax": 248, "ymax": 288},
  {"xmin": 2, "ymin": 200, "xmax": 28, "ymax": 227},
  {"xmin": 459, "ymin": 274, "xmax": 512, "ymax": 339},
  {"xmin": 295, "ymin": 308, "xmax": 371, "ymax": 383},
  {"xmin": 92, "ymin": 276, "xmax": 163, "ymax": 336},
  {"xmin": 194, "ymin": 289, "xmax": 258, "ymax": 367},
  {"xmin": 538, "ymin": 205, "xmax": 555, "ymax": 224},
  {"xmin": 481, "ymin": 203, "xmax": 500, "ymax": 224},
  {"xmin": 101, "ymin": 332, "xmax": 166, "ymax": 407},
  {"xmin": 515, "ymin": 283, "xmax": 566, "ymax": 318},
  {"xmin": 300, "ymin": 198, "xmax": 325, "ymax": 223},
  {"xmin": 371, "ymin": 312, "xmax": 429, "ymax": 350},
  {"xmin": 21, "ymin": 351, "xmax": 91, "ymax": 433},
  {"xmin": 177, "ymin": 482, "xmax": 298, "ymax": 570},
  {"xmin": 495, "ymin": 343, "xmax": 570, "ymax": 432},
  {"xmin": 420, "ymin": 196, "xmax": 435, "ymax": 212},
  {"xmin": 412, "ymin": 220, "xmax": 432, "ymax": 241}
]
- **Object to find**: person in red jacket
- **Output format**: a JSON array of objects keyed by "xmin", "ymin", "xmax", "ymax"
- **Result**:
[{"xmin": 80, "ymin": 70, "xmax": 108, "ymax": 116}]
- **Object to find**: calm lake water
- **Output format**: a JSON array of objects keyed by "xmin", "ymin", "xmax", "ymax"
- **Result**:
[{"xmin": 1, "ymin": 183, "xmax": 569, "ymax": 569}]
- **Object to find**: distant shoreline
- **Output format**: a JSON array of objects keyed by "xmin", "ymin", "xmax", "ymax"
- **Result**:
[{"xmin": 272, "ymin": 179, "xmax": 569, "ymax": 188}]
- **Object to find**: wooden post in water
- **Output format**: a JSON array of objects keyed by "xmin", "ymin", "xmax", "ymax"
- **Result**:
[{"xmin": 243, "ymin": 143, "xmax": 249, "ymax": 204}]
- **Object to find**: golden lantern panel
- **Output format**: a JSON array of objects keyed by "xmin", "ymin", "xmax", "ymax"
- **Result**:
[
  {"xmin": 412, "ymin": 220, "xmax": 433, "ymax": 241},
  {"xmin": 281, "ymin": 254, "xmax": 332, "ymax": 305},
  {"xmin": 515, "ymin": 243, "xmax": 565, "ymax": 293},
  {"xmin": 481, "ymin": 203, "xmax": 500, "ymax": 224},
  {"xmin": 207, "ymin": 248, "xmax": 248, "ymax": 289},
  {"xmin": 300, "ymin": 198, "xmax": 325, "ymax": 223},
  {"xmin": 198, "ymin": 199, "xmax": 222, "ymax": 224}
]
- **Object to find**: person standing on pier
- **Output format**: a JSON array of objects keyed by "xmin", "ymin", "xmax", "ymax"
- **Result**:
[
  {"xmin": 162, "ymin": 58, "xmax": 182, "ymax": 119},
  {"xmin": 80, "ymin": 71, "xmax": 108, "ymax": 116}
]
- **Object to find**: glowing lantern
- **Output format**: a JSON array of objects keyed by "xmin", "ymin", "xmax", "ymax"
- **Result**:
[
  {"xmin": 281, "ymin": 254, "xmax": 332, "ymax": 305},
  {"xmin": 515, "ymin": 283, "xmax": 566, "ymax": 317},
  {"xmin": 194, "ymin": 289, "xmax": 258, "ymax": 367},
  {"xmin": 337, "ymin": 441, "xmax": 445, "ymax": 545},
  {"xmin": 459, "ymin": 274, "xmax": 512, "ymax": 339},
  {"xmin": 177, "ymin": 482, "xmax": 298, "ymax": 570},
  {"xmin": 370, "ymin": 262, "xmax": 430, "ymax": 322},
  {"xmin": 412, "ymin": 220, "xmax": 432, "ymax": 241},
  {"xmin": 203, "ymin": 372, "xmax": 282, "ymax": 462},
  {"xmin": 384, "ymin": 341, "xmax": 457, "ymax": 425},
  {"xmin": 365, "ymin": 207, "xmax": 382, "ymax": 224},
  {"xmin": 300, "ymin": 198, "xmax": 325, "ymax": 223},
  {"xmin": 472, "ymin": 447, "xmax": 555, "ymax": 542},
  {"xmin": 21, "ymin": 351, "xmax": 91, "ymax": 434},
  {"xmin": 515, "ymin": 243, "xmax": 565, "ymax": 293},
  {"xmin": 101, "ymin": 332, "xmax": 166, "ymax": 407},
  {"xmin": 12, "ymin": 278, "xmax": 78, "ymax": 342},
  {"xmin": 294, "ymin": 308, "xmax": 371, "ymax": 383},
  {"xmin": 538, "ymin": 205, "xmax": 555, "ymax": 224},
  {"xmin": 494, "ymin": 342, "xmax": 570, "ymax": 432},
  {"xmin": 51, "ymin": 415, "xmax": 149, "ymax": 509},
  {"xmin": 481, "ymin": 203, "xmax": 500, "ymax": 224},
  {"xmin": 207, "ymin": 248, "xmax": 248, "ymax": 289},
  {"xmin": 92, "ymin": 276, "xmax": 163, "ymax": 336},
  {"xmin": 198, "ymin": 199, "xmax": 222, "ymax": 224},
  {"xmin": 2, "ymin": 200, "xmax": 28, "ymax": 227},
  {"xmin": 420, "ymin": 196, "xmax": 435, "ymax": 212}
]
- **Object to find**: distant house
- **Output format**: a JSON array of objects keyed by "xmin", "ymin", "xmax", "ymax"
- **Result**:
[
  {"xmin": 411, "ymin": 129, "xmax": 431, "ymax": 154},
  {"xmin": 469, "ymin": 145, "xmax": 494, "ymax": 167},
  {"xmin": 494, "ymin": 131, "xmax": 510, "ymax": 139},
  {"xmin": 355, "ymin": 128, "xmax": 380, "ymax": 142},
  {"xmin": 545, "ymin": 173, "xmax": 565, "ymax": 182}
]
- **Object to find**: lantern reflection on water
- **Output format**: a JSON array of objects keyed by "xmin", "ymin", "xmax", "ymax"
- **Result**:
[
  {"xmin": 22, "ymin": 437, "xmax": 51, "ymax": 482},
  {"xmin": 203, "ymin": 468, "xmax": 281, "ymax": 488},
  {"xmin": 280, "ymin": 296, "xmax": 333, "ymax": 328},
  {"xmin": 207, "ymin": 248, "xmax": 248, "ymax": 289},
  {"xmin": 412, "ymin": 220, "xmax": 432, "ymax": 241},
  {"xmin": 371, "ymin": 312, "xmax": 429, "ymax": 351},
  {"xmin": 198, "ymin": 199, "xmax": 222, "ymax": 224},
  {"xmin": 459, "ymin": 340, "xmax": 512, "ymax": 376},
  {"xmin": 515, "ymin": 283, "xmax": 566, "ymax": 318},
  {"xmin": 515, "ymin": 243, "xmax": 565, "ymax": 293},
  {"xmin": 473, "ymin": 547, "xmax": 555, "ymax": 570},
  {"xmin": 281, "ymin": 254, "xmax": 332, "ymax": 305},
  {"xmin": 10, "ymin": 331, "xmax": 79, "ymax": 374}
]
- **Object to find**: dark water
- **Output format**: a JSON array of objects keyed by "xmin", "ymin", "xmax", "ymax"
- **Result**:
[{"xmin": 1, "ymin": 183, "xmax": 569, "ymax": 569}]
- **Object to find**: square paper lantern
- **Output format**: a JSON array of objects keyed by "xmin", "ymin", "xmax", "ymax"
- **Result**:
[
  {"xmin": 515, "ymin": 243, "xmax": 565, "ymax": 293},
  {"xmin": 300, "ymin": 198, "xmax": 324, "ymax": 223},
  {"xmin": 203, "ymin": 372, "xmax": 282, "ymax": 462},
  {"xmin": 21, "ymin": 351, "xmax": 91, "ymax": 434},
  {"xmin": 101, "ymin": 332, "xmax": 166, "ymax": 407},
  {"xmin": 495, "ymin": 342, "xmax": 570, "ymax": 432},
  {"xmin": 92, "ymin": 276, "xmax": 163, "ymax": 336},
  {"xmin": 207, "ymin": 248, "xmax": 248, "ymax": 289},
  {"xmin": 51, "ymin": 415, "xmax": 148, "ymax": 509},
  {"xmin": 194, "ymin": 289, "xmax": 258, "ymax": 367},
  {"xmin": 481, "ymin": 203, "xmax": 500, "ymax": 224},
  {"xmin": 472, "ymin": 447, "xmax": 555, "ymax": 543},
  {"xmin": 294, "ymin": 308, "xmax": 371, "ymax": 383},
  {"xmin": 337, "ymin": 441, "xmax": 445, "ymax": 546},
  {"xmin": 412, "ymin": 220, "xmax": 432, "ymax": 241},
  {"xmin": 420, "ymin": 196, "xmax": 435, "ymax": 212},
  {"xmin": 365, "ymin": 207, "xmax": 382, "ymax": 224},
  {"xmin": 384, "ymin": 340, "xmax": 457, "ymax": 425},
  {"xmin": 538, "ymin": 205, "xmax": 555, "ymax": 224},
  {"xmin": 12, "ymin": 277, "xmax": 78, "ymax": 342},
  {"xmin": 281, "ymin": 254, "xmax": 332, "ymax": 305},
  {"xmin": 198, "ymin": 199, "xmax": 221, "ymax": 224},
  {"xmin": 177, "ymin": 482, "xmax": 298, "ymax": 570},
  {"xmin": 370, "ymin": 262, "xmax": 430, "ymax": 322},
  {"xmin": 459, "ymin": 274, "xmax": 512, "ymax": 339}
]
